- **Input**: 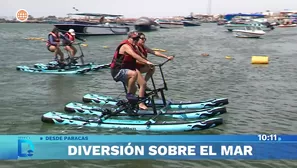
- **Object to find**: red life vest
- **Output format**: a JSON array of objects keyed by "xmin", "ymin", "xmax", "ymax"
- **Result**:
[
  {"xmin": 65, "ymin": 32, "xmax": 75, "ymax": 41},
  {"xmin": 110, "ymin": 39, "xmax": 138, "ymax": 70},
  {"xmin": 137, "ymin": 44, "xmax": 148, "ymax": 58},
  {"xmin": 46, "ymin": 32, "xmax": 60, "ymax": 46}
]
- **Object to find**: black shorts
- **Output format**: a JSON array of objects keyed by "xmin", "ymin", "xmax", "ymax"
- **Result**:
[{"xmin": 47, "ymin": 45, "xmax": 54, "ymax": 52}]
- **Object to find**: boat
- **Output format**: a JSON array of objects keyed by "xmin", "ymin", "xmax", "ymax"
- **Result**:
[
  {"xmin": 54, "ymin": 13, "xmax": 130, "ymax": 36},
  {"xmin": 41, "ymin": 111, "xmax": 223, "ymax": 132},
  {"xmin": 154, "ymin": 19, "xmax": 184, "ymax": 29},
  {"xmin": 82, "ymin": 93, "xmax": 228, "ymax": 109},
  {"xmin": 233, "ymin": 26, "xmax": 265, "ymax": 38},
  {"xmin": 134, "ymin": 17, "xmax": 159, "ymax": 32},
  {"xmin": 217, "ymin": 19, "xmax": 227, "ymax": 25},
  {"xmin": 181, "ymin": 15, "xmax": 201, "ymax": 26},
  {"xmin": 278, "ymin": 24, "xmax": 297, "ymax": 28},
  {"xmin": 64, "ymin": 102, "xmax": 227, "ymax": 119},
  {"xmin": 225, "ymin": 21, "xmax": 274, "ymax": 32}
]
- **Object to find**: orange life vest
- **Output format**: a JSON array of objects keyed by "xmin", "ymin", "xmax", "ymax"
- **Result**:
[
  {"xmin": 65, "ymin": 32, "xmax": 75, "ymax": 41},
  {"xmin": 137, "ymin": 44, "xmax": 148, "ymax": 58},
  {"xmin": 46, "ymin": 32, "xmax": 60, "ymax": 46}
]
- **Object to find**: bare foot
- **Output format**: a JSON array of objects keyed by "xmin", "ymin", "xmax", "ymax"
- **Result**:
[{"xmin": 139, "ymin": 103, "xmax": 148, "ymax": 110}]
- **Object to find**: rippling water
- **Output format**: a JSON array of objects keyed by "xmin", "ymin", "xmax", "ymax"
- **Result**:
[{"xmin": 0, "ymin": 23, "xmax": 296, "ymax": 167}]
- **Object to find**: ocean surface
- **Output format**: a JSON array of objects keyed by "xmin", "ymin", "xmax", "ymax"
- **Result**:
[{"xmin": 0, "ymin": 23, "xmax": 297, "ymax": 167}]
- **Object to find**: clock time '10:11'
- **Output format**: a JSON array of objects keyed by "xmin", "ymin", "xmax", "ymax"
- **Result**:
[{"xmin": 258, "ymin": 134, "xmax": 278, "ymax": 141}]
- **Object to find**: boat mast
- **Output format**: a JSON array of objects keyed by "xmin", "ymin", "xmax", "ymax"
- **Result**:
[{"xmin": 207, "ymin": 0, "xmax": 212, "ymax": 15}]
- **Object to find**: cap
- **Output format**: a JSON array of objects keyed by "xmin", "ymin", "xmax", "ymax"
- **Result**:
[
  {"xmin": 128, "ymin": 31, "xmax": 140, "ymax": 39},
  {"xmin": 68, "ymin": 29, "xmax": 76, "ymax": 35}
]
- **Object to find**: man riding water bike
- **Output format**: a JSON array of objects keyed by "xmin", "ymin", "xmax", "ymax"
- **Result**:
[{"xmin": 110, "ymin": 31, "xmax": 154, "ymax": 110}]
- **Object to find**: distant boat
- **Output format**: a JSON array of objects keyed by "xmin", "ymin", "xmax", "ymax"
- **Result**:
[
  {"xmin": 233, "ymin": 26, "xmax": 265, "ymax": 38},
  {"xmin": 154, "ymin": 19, "xmax": 184, "ymax": 29},
  {"xmin": 217, "ymin": 19, "xmax": 227, "ymax": 25},
  {"xmin": 278, "ymin": 24, "xmax": 297, "ymax": 28},
  {"xmin": 134, "ymin": 17, "xmax": 159, "ymax": 32},
  {"xmin": 54, "ymin": 13, "xmax": 130, "ymax": 36},
  {"xmin": 181, "ymin": 16, "xmax": 201, "ymax": 26},
  {"xmin": 225, "ymin": 21, "xmax": 274, "ymax": 32}
]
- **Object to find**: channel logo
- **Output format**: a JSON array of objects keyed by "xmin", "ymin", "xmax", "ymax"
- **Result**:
[{"xmin": 18, "ymin": 139, "xmax": 34, "ymax": 157}]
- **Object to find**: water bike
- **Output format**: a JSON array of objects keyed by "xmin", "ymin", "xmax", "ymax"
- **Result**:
[
  {"xmin": 41, "ymin": 59, "xmax": 224, "ymax": 132},
  {"xmin": 16, "ymin": 43, "xmax": 110, "ymax": 74},
  {"xmin": 82, "ymin": 58, "xmax": 228, "ymax": 109}
]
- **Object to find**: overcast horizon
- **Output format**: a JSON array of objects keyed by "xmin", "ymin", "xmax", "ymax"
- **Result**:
[{"xmin": 1, "ymin": 0, "xmax": 297, "ymax": 18}]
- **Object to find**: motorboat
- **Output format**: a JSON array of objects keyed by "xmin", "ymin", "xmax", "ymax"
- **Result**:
[
  {"xmin": 233, "ymin": 26, "xmax": 265, "ymax": 38},
  {"xmin": 154, "ymin": 19, "xmax": 184, "ymax": 29},
  {"xmin": 134, "ymin": 17, "xmax": 159, "ymax": 32},
  {"xmin": 217, "ymin": 19, "xmax": 227, "ymax": 25},
  {"xmin": 181, "ymin": 16, "xmax": 201, "ymax": 26},
  {"xmin": 54, "ymin": 13, "xmax": 130, "ymax": 36},
  {"xmin": 225, "ymin": 21, "xmax": 274, "ymax": 32},
  {"xmin": 278, "ymin": 24, "xmax": 297, "ymax": 28}
]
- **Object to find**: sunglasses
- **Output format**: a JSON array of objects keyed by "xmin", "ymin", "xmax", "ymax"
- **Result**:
[{"xmin": 140, "ymin": 37, "xmax": 146, "ymax": 41}]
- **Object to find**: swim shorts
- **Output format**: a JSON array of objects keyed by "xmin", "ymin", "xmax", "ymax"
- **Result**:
[{"xmin": 111, "ymin": 69, "xmax": 130, "ymax": 83}]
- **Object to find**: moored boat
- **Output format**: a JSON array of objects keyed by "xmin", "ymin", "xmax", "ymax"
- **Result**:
[
  {"xmin": 182, "ymin": 16, "xmax": 201, "ymax": 26},
  {"xmin": 278, "ymin": 24, "xmax": 297, "ymax": 28},
  {"xmin": 155, "ymin": 19, "xmax": 184, "ymax": 29},
  {"xmin": 54, "ymin": 13, "xmax": 130, "ymax": 36},
  {"xmin": 134, "ymin": 17, "xmax": 159, "ymax": 32}
]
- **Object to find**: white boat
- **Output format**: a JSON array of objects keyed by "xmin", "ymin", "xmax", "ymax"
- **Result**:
[
  {"xmin": 154, "ymin": 19, "xmax": 184, "ymax": 29},
  {"xmin": 278, "ymin": 24, "xmax": 297, "ymax": 28},
  {"xmin": 225, "ymin": 21, "xmax": 274, "ymax": 32},
  {"xmin": 54, "ymin": 13, "xmax": 130, "ymax": 36},
  {"xmin": 233, "ymin": 26, "xmax": 265, "ymax": 38}
]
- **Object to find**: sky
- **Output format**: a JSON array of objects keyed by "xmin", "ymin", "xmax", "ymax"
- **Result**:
[{"xmin": 1, "ymin": 0, "xmax": 297, "ymax": 18}]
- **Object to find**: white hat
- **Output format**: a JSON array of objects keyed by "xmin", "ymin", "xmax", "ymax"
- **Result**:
[{"xmin": 68, "ymin": 29, "xmax": 75, "ymax": 35}]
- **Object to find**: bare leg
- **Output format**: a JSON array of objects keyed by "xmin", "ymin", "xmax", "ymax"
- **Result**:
[
  {"xmin": 65, "ymin": 46, "xmax": 74, "ymax": 57},
  {"xmin": 49, "ymin": 46, "xmax": 64, "ymax": 62},
  {"xmin": 140, "ymin": 65, "xmax": 155, "ymax": 82},
  {"xmin": 72, "ymin": 46, "xmax": 77, "ymax": 56},
  {"xmin": 126, "ymin": 70, "xmax": 138, "ymax": 94},
  {"xmin": 136, "ymin": 69, "xmax": 148, "ymax": 110}
]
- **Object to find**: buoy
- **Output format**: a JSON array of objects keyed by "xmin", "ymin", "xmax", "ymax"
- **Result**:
[
  {"xmin": 251, "ymin": 56, "xmax": 269, "ymax": 64},
  {"xmin": 225, "ymin": 56, "xmax": 232, "ymax": 59},
  {"xmin": 201, "ymin": 53, "xmax": 209, "ymax": 56},
  {"xmin": 152, "ymin": 48, "xmax": 166, "ymax": 52},
  {"xmin": 25, "ymin": 37, "xmax": 44, "ymax": 41},
  {"xmin": 81, "ymin": 44, "xmax": 88, "ymax": 47},
  {"xmin": 103, "ymin": 46, "xmax": 109, "ymax": 48}
]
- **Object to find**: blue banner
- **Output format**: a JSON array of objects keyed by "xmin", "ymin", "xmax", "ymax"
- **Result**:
[{"xmin": 0, "ymin": 135, "xmax": 296, "ymax": 160}]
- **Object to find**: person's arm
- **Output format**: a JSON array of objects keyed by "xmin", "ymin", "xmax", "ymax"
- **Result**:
[
  {"xmin": 60, "ymin": 34, "xmax": 71, "ymax": 43},
  {"xmin": 144, "ymin": 45, "xmax": 173, "ymax": 59},
  {"xmin": 122, "ymin": 44, "xmax": 153, "ymax": 65}
]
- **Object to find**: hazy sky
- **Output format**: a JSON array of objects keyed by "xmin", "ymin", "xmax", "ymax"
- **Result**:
[{"xmin": 1, "ymin": 0, "xmax": 297, "ymax": 18}]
